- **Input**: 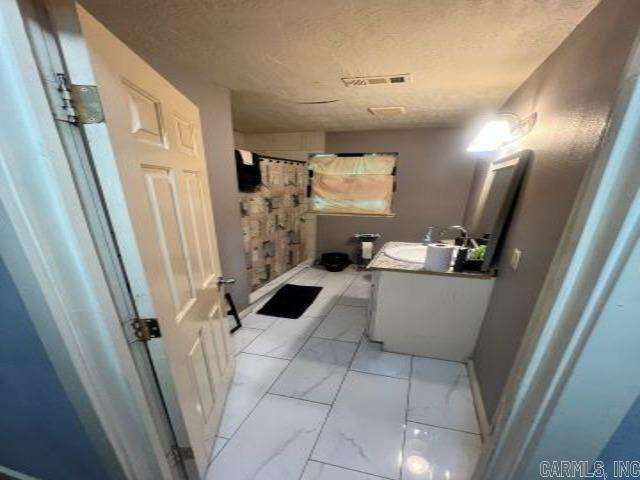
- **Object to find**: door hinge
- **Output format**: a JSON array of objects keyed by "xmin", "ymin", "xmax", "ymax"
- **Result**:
[
  {"xmin": 171, "ymin": 446, "xmax": 194, "ymax": 463},
  {"xmin": 57, "ymin": 73, "xmax": 105, "ymax": 125},
  {"xmin": 132, "ymin": 318, "xmax": 161, "ymax": 341}
]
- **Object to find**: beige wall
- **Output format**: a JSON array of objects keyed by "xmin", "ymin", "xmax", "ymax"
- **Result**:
[
  {"xmin": 319, "ymin": 127, "xmax": 476, "ymax": 259},
  {"xmin": 235, "ymin": 131, "xmax": 324, "ymax": 162},
  {"xmin": 472, "ymin": 0, "xmax": 640, "ymax": 419}
]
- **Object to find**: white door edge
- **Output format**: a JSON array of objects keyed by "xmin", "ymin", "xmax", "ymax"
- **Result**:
[{"xmin": 0, "ymin": 1, "xmax": 175, "ymax": 478}]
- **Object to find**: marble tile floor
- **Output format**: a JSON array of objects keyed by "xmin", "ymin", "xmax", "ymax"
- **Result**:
[{"xmin": 209, "ymin": 266, "xmax": 482, "ymax": 480}]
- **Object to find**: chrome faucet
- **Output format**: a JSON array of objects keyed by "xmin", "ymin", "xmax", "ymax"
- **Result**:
[
  {"xmin": 439, "ymin": 225, "xmax": 469, "ymax": 247},
  {"xmin": 422, "ymin": 226, "xmax": 434, "ymax": 245}
]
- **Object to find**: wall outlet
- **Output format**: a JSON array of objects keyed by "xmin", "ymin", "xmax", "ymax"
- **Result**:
[{"xmin": 510, "ymin": 248, "xmax": 522, "ymax": 271}]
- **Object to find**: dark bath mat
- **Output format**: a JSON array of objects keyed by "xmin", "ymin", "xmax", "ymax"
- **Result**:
[{"xmin": 257, "ymin": 284, "xmax": 323, "ymax": 319}]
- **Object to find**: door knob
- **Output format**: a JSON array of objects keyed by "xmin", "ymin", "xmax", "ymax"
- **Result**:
[{"xmin": 217, "ymin": 276, "xmax": 236, "ymax": 286}]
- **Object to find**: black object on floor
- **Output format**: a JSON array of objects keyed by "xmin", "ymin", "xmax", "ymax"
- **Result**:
[
  {"xmin": 257, "ymin": 284, "xmax": 323, "ymax": 319},
  {"xmin": 226, "ymin": 292, "xmax": 243, "ymax": 334},
  {"xmin": 320, "ymin": 252, "xmax": 351, "ymax": 272}
]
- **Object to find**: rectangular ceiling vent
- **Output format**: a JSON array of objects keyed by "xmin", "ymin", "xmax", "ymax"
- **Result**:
[
  {"xmin": 368, "ymin": 106, "xmax": 406, "ymax": 117},
  {"xmin": 342, "ymin": 74, "xmax": 412, "ymax": 88}
]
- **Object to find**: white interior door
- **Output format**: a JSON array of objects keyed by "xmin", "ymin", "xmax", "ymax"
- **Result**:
[{"xmin": 75, "ymin": 6, "xmax": 234, "ymax": 476}]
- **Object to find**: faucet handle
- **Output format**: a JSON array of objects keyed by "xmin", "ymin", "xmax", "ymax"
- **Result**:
[{"xmin": 423, "ymin": 226, "xmax": 434, "ymax": 244}]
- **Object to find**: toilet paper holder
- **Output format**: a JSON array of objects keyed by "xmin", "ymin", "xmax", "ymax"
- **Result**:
[{"xmin": 354, "ymin": 233, "xmax": 381, "ymax": 269}]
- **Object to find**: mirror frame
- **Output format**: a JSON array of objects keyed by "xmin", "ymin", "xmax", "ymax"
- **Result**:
[{"xmin": 472, "ymin": 150, "xmax": 531, "ymax": 272}]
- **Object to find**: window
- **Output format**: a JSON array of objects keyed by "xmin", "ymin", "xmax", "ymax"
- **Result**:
[{"xmin": 308, "ymin": 153, "xmax": 397, "ymax": 216}]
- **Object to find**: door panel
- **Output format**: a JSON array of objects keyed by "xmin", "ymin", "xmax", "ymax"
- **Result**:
[
  {"xmin": 210, "ymin": 306, "xmax": 231, "ymax": 377},
  {"xmin": 175, "ymin": 115, "xmax": 197, "ymax": 155},
  {"xmin": 183, "ymin": 171, "xmax": 216, "ymax": 289},
  {"xmin": 144, "ymin": 168, "xmax": 196, "ymax": 318},
  {"xmin": 187, "ymin": 331, "xmax": 216, "ymax": 422},
  {"xmin": 123, "ymin": 79, "xmax": 168, "ymax": 146},
  {"xmin": 77, "ymin": 6, "xmax": 234, "ymax": 477}
]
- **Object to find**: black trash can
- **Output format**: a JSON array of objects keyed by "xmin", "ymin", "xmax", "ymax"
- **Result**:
[{"xmin": 319, "ymin": 252, "xmax": 351, "ymax": 272}]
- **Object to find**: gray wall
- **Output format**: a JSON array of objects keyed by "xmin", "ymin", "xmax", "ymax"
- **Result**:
[
  {"xmin": 473, "ymin": 0, "xmax": 640, "ymax": 419},
  {"xmin": 319, "ymin": 128, "xmax": 476, "ymax": 258},
  {"xmin": 0, "ymin": 258, "xmax": 109, "ymax": 480}
]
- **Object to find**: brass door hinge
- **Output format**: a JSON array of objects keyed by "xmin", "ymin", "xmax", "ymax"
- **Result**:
[{"xmin": 132, "ymin": 318, "xmax": 161, "ymax": 341}]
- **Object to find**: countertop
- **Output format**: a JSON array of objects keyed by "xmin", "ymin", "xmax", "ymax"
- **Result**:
[{"xmin": 367, "ymin": 241, "xmax": 495, "ymax": 280}]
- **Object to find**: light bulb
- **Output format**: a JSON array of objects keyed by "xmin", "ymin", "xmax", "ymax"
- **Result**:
[
  {"xmin": 467, "ymin": 118, "xmax": 518, "ymax": 152},
  {"xmin": 405, "ymin": 455, "xmax": 430, "ymax": 474}
]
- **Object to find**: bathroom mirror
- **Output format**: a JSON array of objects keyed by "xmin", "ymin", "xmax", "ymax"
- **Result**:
[{"xmin": 470, "ymin": 150, "xmax": 530, "ymax": 271}]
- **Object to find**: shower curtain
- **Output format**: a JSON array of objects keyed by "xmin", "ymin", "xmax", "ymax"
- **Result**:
[{"xmin": 238, "ymin": 156, "xmax": 309, "ymax": 291}]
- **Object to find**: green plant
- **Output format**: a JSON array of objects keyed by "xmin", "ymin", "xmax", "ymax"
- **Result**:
[{"xmin": 468, "ymin": 244, "xmax": 487, "ymax": 261}]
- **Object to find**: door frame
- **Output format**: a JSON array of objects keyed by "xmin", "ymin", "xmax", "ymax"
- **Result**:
[
  {"xmin": 473, "ymin": 33, "xmax": 640, "ymax": 479},
  {"xmin": 0, "ymin": 0, "xmax": 179, "ymax": 478}
]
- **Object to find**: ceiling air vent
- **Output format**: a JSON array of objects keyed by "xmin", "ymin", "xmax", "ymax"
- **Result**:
[
  {"xmin": 368, "ymin": 106, "xmax": 406, "ymax": 117},
  {"xmin": 342, "ymin": 74, "xmax": 412, "ymax": 87}
]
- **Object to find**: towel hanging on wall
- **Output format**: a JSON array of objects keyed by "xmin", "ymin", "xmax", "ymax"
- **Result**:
[{"xmin": 235, "ymin": 149, "xmax": 262, "ymax": 192}]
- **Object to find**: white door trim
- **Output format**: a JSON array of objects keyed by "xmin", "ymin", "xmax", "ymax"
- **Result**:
[
  {"xmin": 474, "ymin": 35, "xmax": 640, "ymax": 479},
  {"xmin": 0, "ymin": 1, "xmax": 173, "ymax": 478}
]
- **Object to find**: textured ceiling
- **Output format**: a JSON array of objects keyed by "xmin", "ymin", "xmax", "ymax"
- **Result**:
[{"xmin": 79, "ymin": 0, "xmax": 599, "ymax": 133}]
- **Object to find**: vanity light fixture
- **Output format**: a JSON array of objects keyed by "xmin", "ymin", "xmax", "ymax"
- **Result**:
[{"xmin": 467, "ymin": 113, "xmax": 537, "ymax": 152}]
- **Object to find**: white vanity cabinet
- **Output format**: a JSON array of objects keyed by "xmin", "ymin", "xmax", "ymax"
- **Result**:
[{"xmin": 368, "ymin": 269, "xmax": 495, "ymax": 362}]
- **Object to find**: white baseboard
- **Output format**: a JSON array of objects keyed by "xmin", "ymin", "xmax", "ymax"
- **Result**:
[
  {"xmin": 467, "ymin": 359, "xmax": 490, "ymax": 441},
  {"xmin": 248, "ymin": 259, "xmax": 313, "ymax": 304}
]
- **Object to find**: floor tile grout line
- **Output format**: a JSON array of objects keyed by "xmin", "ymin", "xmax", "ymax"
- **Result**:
[
  {"xmin": 312, "ymin": 336, "xmax": 361, "ymax": 345},
  {"xmin": 291, "ymin": 317, "xmax": 360, "ymax": 479},
  {"xmin": 299, "ymin": 272, "xmax": 377, "ymax": 476},
  {"xmin": 405, "ymin": 419, "xmax": 482, "ymax": 437},
  {"xmin": 306, "ymin": 460, "xmax": 397, "ymax": 480},
  {"xmin": 211, "ymin": 268, "xmax": 328, "ymax": 470},
  {"xmin": 217, "ymin": 268, "xmax": 354, "ymax": 452},
  {"xmin": 349, "ymin": 366, "xmax": 411, "ymax": 381},
  {"xmin": 235, "ymin": 350, "xmax": 289, "ymax": 360},
  {"xmin": 239, "ymin": 267, "xmax": 359, "ymax": 355},
  {"xmin": 237, "ymin": 278, "xmax": 361, "ymax": 363},
  {"xmin": 222, "ymin": 268, "xmax": 481, "ymax": 477},
  {"xmin": 267, "ymin": 336, "xmax": 359, "ymax": 404},
  {"xmin": 240, "ymin": 315, "xmax": 319, "ymax": 358},
  {"xmin": 276, "ymin": 268, "xmax": 364, "ymax": 479},
  {"xmin": 306, "ymin": 272, "xmax": 362, "ymax": 341},
  {"xmin": 206, "ymin": 437, "xmax": 227, "ymax": 467},
  {"xmin": 399, "ymin": 355, "xmax": 414, "ymax": 480},
  {"xmin": 267, "ymin": 391, "xmax": 334, "ymax": 407},
  {"xmin": 407, "ymin": 357, "xmax": 482, "ymax": 436},
  {"xmin": 215, "ymin": 268, "xmax": 370, "ymax": 475},
  {"xmin": 297, "ymin": 333, "xmax": 363, "ymax": 480},
  {"xmin": 213, "ymin": 354, "xmax": 292, "ymax": 444},
  {"xmin": 297, "ymin": 402, "xmax": 333, "ymax": 480}
]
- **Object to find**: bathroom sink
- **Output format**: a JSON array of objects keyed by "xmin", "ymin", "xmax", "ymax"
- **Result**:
[{"xmin": 385, "ymin": 245, "xmax": 427, "ymax": 264}]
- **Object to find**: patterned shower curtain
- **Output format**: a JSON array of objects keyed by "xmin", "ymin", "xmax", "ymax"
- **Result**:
[{"xmin": 239, "ymin": 157, "xmax": 309, "ymax": 291}]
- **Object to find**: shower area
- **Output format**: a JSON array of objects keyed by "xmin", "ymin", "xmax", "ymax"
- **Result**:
[{"xmin": 235, "ymin": 150, "xmax": 310, "ymax": 292}]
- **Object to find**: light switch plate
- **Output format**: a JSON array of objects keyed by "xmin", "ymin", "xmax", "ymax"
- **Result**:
[{"xmin": 510, "ymin": 248, "xmax": 522, "ymax": 271}]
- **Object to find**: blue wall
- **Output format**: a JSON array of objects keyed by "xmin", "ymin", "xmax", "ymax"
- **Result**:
[
  {"xmin": 0, "ymin": 258, "xmax": 109, "ymax": 479},
  {"xmin": 598, "ymin": 394, "xmax": 640, "ymax": 474}
]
